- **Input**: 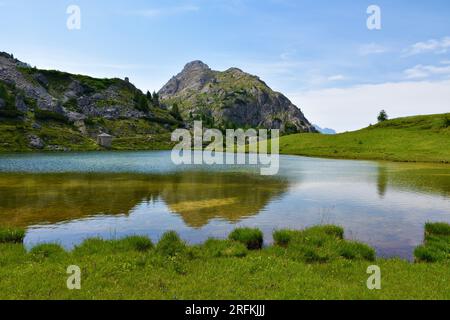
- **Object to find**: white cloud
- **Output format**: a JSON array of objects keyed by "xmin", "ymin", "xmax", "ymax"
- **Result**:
[
  {"xmin": 404, "ymin": 64, "xmax": 450, "ymax": 79},
  {"xmin": 403, "ymin": 37, "xmax": 450, "ymax": 56},
  {"xmin": 127, "ymin": 5, "xmax": 199, "ymax": 18},
  {"xmin": 280, "ymin": 49, "xmax": 297, "ymax": 61},
  {"xmin": 290, "ymin": 80, "xmax": 450, "ymax": 132},
  {"xmin": 327, "ymin": 75, "xmax": 345, "ymax": 81},
  {"xmin": 359, "ymin": 43, "xmax": 388, "ymax": 56}
]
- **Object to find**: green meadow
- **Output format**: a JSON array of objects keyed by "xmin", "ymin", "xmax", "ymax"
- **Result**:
[
  {"xmin": 1, "ymin": 224, "xmax": 449, "ymax": 300},
  {"xmin": 279, "ymin": 113, "xmax": 450, "ymax": 163}
]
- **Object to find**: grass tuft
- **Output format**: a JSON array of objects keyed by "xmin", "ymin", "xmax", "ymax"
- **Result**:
[
  {"xmin": 273, "ymin": 230, "xmax": 295, "ymax": 247},
  {"xmin": 415, "ymin": 222, "xmax": 450, "ymax": 263},
  {"xmin": 29, "ymin": 243, "xmax": 66, "ymax": 260},
  {"xmin": 306, "ymin": 225, "xmax": 345, "ymax": 240},
  {"xmin": 156, "ymin": 231, "xmax": 187, "ymax": 257},
  {"xmin": 425, "ymin": 222, "xmax": 450, "ymax": 236},
  {"xmin": 0, "ymin": 228, "xmax": 25, "ymax": 244},
  {"xmin": 117, "ymin": 236, "xmax": 153, "ymax": 252},
  {"xmin": 229, "ymin": 228, "xmax": 264, "ymax": 250},
  {"xmin": 338, "ymin": 241, "xmax": 376, "ymax": 262},
  {"xmin": 73, "ymin": 236, "xmax": 153, "ymax": 256},
  {"xmin": 202, "ymin": 239, "xmax": 248, "ymax": 258}
]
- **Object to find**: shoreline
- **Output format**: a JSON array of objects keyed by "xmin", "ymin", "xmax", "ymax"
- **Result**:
[
  {"xmin": 1, "ymin": 224, "xmax": 449, "ymax": 300},
  {"xmin": 1, "ymin": 147, "xmax": 449, "ymax": 166}
]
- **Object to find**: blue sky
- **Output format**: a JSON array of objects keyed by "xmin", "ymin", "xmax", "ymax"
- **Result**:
[{"xmin": 1, "ymin": 0, "xmax": 449, "ymax": 131}]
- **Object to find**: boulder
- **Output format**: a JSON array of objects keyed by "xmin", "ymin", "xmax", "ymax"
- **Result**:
[
  {"xmin": 28, "ymin": 135, "xmax": 44, "ymax": 149},
  {"xmin": 15, "ymin": 96, "xmax": 28, "ymax": 112}
]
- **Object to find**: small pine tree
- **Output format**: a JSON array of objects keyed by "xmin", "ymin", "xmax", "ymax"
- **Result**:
[
  {"xmin": 0, "ymin": 84, "xmax": 7, "ymax": 100},
  {"xmin": 152, "ymin": 91, "xmax": 160, "ymax": 107},
  {"xmin": 378, "ymin": 110, "xmax": 388, "ymax": 122},
  {"xmin": 134, "ymin": 92, "xmax": 149, "ymax": 112},
  {"xmin": 170, "ymin": 103, "xmax": 183, "ymax": 121}
]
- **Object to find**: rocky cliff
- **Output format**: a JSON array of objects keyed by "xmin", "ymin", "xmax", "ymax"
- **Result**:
[
  {"xmin": 159, "ymin": 61, "xmax": 316, "ymax": 133},
  {"xmin": 0, "ymin": 52, "xmax": 178, "ymax": 151}
]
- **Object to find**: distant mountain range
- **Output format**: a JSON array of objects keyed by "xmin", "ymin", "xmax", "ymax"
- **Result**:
[
  {"xmin": 0, "ymin": 52, "xmax": 316, "ymax": 152},
  {"xmin": 313, "ymin": 125, "xmax": 337, "ymax": 135}
]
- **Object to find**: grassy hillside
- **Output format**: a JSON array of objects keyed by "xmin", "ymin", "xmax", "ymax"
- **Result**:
[
  {"xmin": 0, "ymin": 53, "xmax": 182, "ymax": 153},
  {"xmin": 1, "ymin": 223, "xmax": 449, "ymax": 300},
  {"xmin": 0, "ymin": 117, "xmax": 176, "ymax": 153},
  {"xmin": 279, "ymin": 114, "xmax": 450, "ymax": 163}
]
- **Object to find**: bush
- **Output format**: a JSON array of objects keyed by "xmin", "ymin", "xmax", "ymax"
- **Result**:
[
  {"xmin": 156, "ymin": 231, "xmax": 187, "ymax": 257},
  {"xmin": 202, "ymin": 239, "xmax": 248, "ymax": 258},
  {"xmin": 378, "ymin": 110, "xmax": 388, "ymax": 122},
  {"xmin": 229, "ymin": 228, "xmax": 263, "ymax": 250},
  {"xmin": 0, "ymin": 228, "xmax": 25, "ymax": 243},
  {"xmin": 35, "ymin": 109, "xmax": 68, "ymax": 123},
  {"xmin": 30, "ymin": 243, "xmax": 66, "ymax": 259}
]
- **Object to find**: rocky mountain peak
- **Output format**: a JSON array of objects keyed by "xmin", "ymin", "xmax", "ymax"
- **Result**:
[
  {"xmin": 182, "ymin": 60, "xmax": 210, "ymax": 72},
  {"xmin": 158, "ymin": 61, "xmax": 317, "ymax": 133},
  {"xmin": 159, "ymin": 61, "xmax": 214, "ymax": 99}
]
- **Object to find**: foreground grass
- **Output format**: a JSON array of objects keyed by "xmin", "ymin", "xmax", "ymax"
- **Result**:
[
  {"xmin": 0, "ymin": 224, "xmax": 449, "ymax": 300},
  {"xmin": 279, "ymin": 113, "xmax": 450, "ymax": 163}
]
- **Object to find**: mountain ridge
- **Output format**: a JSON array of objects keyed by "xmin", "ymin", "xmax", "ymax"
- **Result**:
[{"xmin": 0, "ymin": 52, "xmax": 316, "ymax": 152}]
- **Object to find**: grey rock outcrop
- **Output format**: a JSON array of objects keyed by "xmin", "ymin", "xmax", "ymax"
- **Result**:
[
  {"xmin": 159, "ymin": 61, "xmax": 316, "ymax": 133},
  {"xmin": 28, "ymin": 135, "xmax": 44, "ymax": 149}
]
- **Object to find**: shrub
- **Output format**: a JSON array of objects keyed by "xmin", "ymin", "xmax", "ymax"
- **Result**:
[
  {"xmin": 229, "ymin": 228, "xmax": 263, "ymax": 250},
  {"xmin": 156, "ymin": 231, "xmax": 187, "ymax": 257},
  {"xmin": 35, "ymin": 109, "xmax": 68, "ymax": 123},
  {"xmin": 0, "ymin": 228, "xmax": 25, "ymax": 243},
  {"xmin": 30, "ymin": 243, "xmax": 66, "ymax": 259},
  {"xmin": 378, "ymin": 110, "xmax": 388, "ymax": 122}
]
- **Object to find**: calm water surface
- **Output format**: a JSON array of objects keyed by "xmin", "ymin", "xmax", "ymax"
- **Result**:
[{"xmin": 0, "ymin": 151, "xmax": 449, "ymax": 260}]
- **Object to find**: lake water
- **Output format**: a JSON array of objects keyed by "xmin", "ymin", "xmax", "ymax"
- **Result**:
[{"xmin": 0, "ymin": 151, "xmax": 449, "ymax": 260}]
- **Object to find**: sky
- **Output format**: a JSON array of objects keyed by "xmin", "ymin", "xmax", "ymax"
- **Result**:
[{"xmin": 0, "ymin": 0, "xmax": 449, "ymax": 132}]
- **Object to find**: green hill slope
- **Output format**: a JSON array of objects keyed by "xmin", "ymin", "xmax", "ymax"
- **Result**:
[
  {"xmin": 0, "ymin": 52, "xmax": 180, "ymax": 152},
  {"xmin": 279, "ymin": 114, "xmax": 450, "ymax": 163}
]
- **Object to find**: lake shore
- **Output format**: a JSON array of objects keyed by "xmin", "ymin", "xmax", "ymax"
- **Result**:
[
  {"xmin": 1, "ymin": 224, "xmax": 449, "ymax": 300},
  {"xmin": 2, "ymin": 114, "xmax": 449, "ymax": 164}
]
